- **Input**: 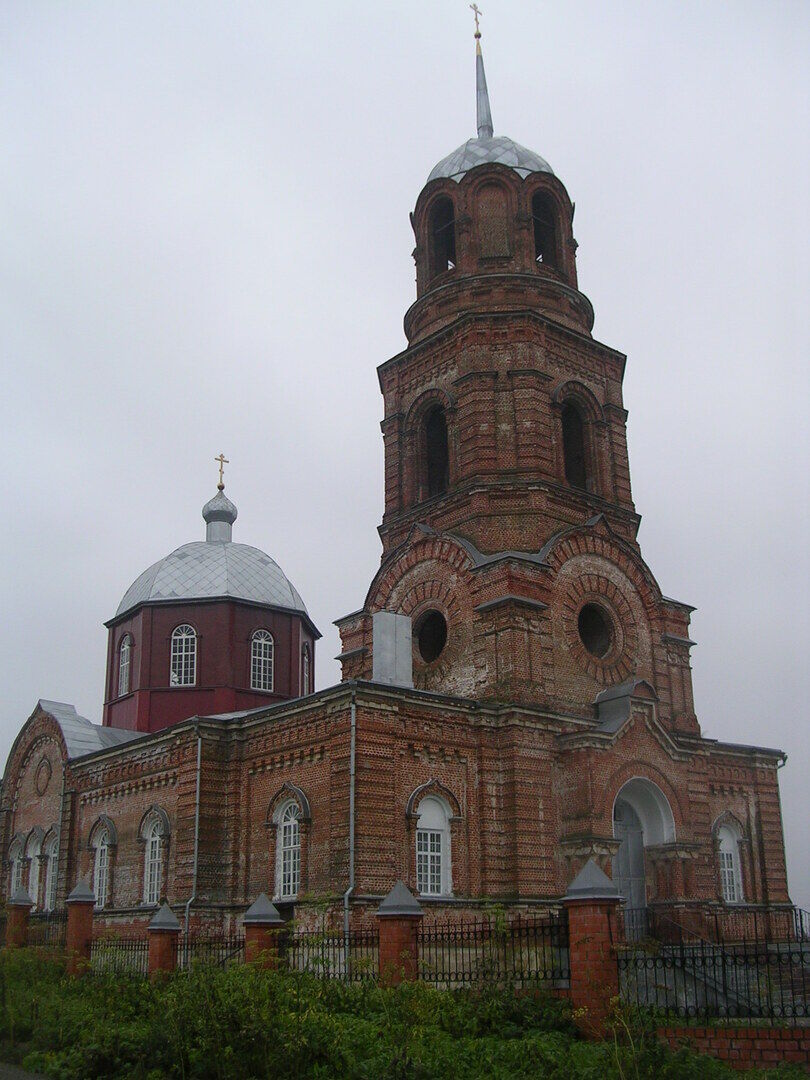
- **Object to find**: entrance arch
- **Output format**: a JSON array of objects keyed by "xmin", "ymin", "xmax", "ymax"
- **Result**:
[{"xmin": 612, "ymin": 777, "xmax": 676, "ymax": 931}]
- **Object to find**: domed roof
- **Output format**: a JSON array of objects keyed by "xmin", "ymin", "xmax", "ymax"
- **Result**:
[
  {"xmin": 428, "ymin": 135, "xmax": 553, "ymax": 184},
  {"xmin": 115, "ymin": 487, "xmax": 310, "ymax": 620}
]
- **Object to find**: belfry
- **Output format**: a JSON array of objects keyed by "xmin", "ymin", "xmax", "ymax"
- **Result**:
[{"xmin": 1, "ymin": 28, "xmax": 792, "ymax": 934}]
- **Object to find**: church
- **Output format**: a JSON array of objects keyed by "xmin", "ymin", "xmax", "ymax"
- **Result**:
[{"xmin": 1, "ymin": 31, "xmax": 792, "ymax": 934}]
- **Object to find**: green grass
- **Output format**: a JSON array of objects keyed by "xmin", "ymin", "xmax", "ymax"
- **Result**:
[{"xmin": 0, "ymin": 949, "xmax": 803, "ymax": 1079}]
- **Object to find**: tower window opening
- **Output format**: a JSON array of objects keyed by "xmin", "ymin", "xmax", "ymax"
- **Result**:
[
  {"xmin": 416, "ymin": 610, "xmax": 448, "ymax": 664},
  {"xmin": 561, "ymin": 403, "xmax": 588, "ymax": 490},
  {"xmin": 532, "ymin": 191, "xmax": 559, "ymax": 269},
  {"xmin": 424, "ymin": 405, "xmax": 449, "ymax": 497},
  {"xmin": 428, "ymin": 196, "xmax": 456, "ymax": 277},
  {"xmin": 578, "ymin": 603, "xmax": 612, "ymax": 659}
]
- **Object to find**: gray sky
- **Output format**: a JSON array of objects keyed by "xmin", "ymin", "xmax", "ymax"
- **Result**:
[{"xmin": 2, "ymin": 1, "xmax": 808, "ymax": 907}]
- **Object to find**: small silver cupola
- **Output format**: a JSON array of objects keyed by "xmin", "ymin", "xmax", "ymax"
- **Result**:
[{"xmin": 202, "ymin": 486, "xmax": 237, "ymax": 543}]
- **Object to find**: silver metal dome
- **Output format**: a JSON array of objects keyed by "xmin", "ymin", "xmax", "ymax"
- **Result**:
[
  {"xmin": 428, "ymin": 135, "xmax": 553, "ymax": 184},
  {"xmin": 115, "ymin": 488, "xmax": 309, "ymax": 619}
]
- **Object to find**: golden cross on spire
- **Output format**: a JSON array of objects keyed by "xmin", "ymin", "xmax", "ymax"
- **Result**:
[
  {"xmin": 215, "ymin": 453, "xmax": 229, "ymax": 490},
  {"xmin": 470, "ymin": 3, "xmax": 482, "ymax": 38}
]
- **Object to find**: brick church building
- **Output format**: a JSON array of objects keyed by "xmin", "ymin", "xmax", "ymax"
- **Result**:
[{"xmin": 1, "ymin": 35, "xmax": 793, "ymax": 933}]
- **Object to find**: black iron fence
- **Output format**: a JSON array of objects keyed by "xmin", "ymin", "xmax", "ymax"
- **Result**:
[
  {"xmin": 180, "ymin": 934, "xmax": 245, "ymax": 969},
  {"xmin": 282, "ymin": 928, "xmax": 378, "ymax": 981},
  {"xmin": 417, "ymin": 913, "xmax": 569, "ymax": 988},
  {"xmin": 90, "ymin": 936, "xmax": 150, "ymax": 976},
  {"xmin": 622, "ymin": 904, "xmax": 810, "ymax": 947},
  {"xmin": 28, "ymin": 910, "xmax": 68, "ymax": 947}
]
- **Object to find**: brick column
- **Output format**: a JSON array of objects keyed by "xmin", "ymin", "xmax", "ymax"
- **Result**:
[
  {"xmin": 243, "ymin": 893, "xmax": 285, "ymax": 969},
  {"xmin": 148, "ymin": 902, "xmax": 180, "ymax": 978},
  {"xmin": 376, "ymin": 881, "xmax": 423, "ymax": 986},
  {"xmin": 65, "ymin": 880, "xmax": 96, "ymax": 975},
  {"xmin": 563, "ymin": 859, "xmax": 622, "ymax": 1039},
  {"xmin": 6, "ymin": 886, "xmax": 34, "ymax": 947}
]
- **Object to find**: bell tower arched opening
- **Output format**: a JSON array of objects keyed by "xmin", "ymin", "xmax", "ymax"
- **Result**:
[
  {"xmin": 532, "ymin": 190, "xmax": 559, "ymax": 270},
  {"xmin": 428, "ymin": 196, "xmax": 456, "ymax": 279},
  {"xmin": 424, "ymin": 405, "xmax": 449, "ymax": 498}
]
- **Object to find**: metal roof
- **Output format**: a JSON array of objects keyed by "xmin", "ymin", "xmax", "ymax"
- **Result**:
[{"xmin": 38, "ymin": 700, "xmax": 143, "ymax": 760}]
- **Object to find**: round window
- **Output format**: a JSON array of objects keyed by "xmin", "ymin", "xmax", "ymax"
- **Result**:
[
  {"xmin": 415, "ymin": 610, "xmax": 448, "ymax": 663},
  {"xmin": 578, "ymin": 603, "xmax": 612, "ymax": 659}
]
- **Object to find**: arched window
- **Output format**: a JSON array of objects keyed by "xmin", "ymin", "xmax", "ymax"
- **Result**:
[
  {"xmin": 42, "ymin": 834, "xmax": 59, "ymax": 912},
  {"xmin": 141, "ymin": 812, "xmax": 167, "ymax": 902},
  {"xmin": 532, "ymin": 190, "xmax": 559, "ymax": 269},
  {"xmin": 301, "ymin": 644, "xmax": 311, "ymax": 695},
  {"xmin": 8, "ymin": 837, "xmax": 24, "ymax": 898},
  {"xmin": 717, "ymin": 825, "xmax": 744, "ymax": 904},
  {"xmin": 275, "ymin": 802, "xmax": 301, "ymax": 900},
  {"xmin": 428, "ymin": 196, "xmax": 456, "ymax": 278},
  {"xmin": 561, "ymin": 403, "xmax": 587, "ymax": 490},
  {"xmin": 170, "ymin": 624, "xmax": 197, "ymax": 687},
  {"xmin": 118, "ymin": 634, "xmax": 132, "ymax": 697},
  {"xmin": 92, "ymin": 826, "xmax": 110, "ymax": 909},
  {"xmin": 415, "ymin": 796, "xmax": 452, "ymax": 896},
  {"xmin": 424, "ymin": 405, "xmax": 449, "ymax": 498},
  {"xmin": 251, "ymin": 630, "xmax": 274, "ymax": 692},
  {"xmin": 25, "ymin": 832, "xmax": 42, "ymax": 909}
]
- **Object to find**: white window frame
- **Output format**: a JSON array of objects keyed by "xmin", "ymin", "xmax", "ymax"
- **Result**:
[
  {"xmin": 301, "ymin": 644, "xmax": 311, "ymax": 695},
  {"xmin": 251, "ymin": 630, "xmax": 275, "ymax": 692},
  {"xmin": 25, "ymin": 834, "xmax": 42, "ymax": 909},
  {"xmin": 170, "ymin": 624, "xmax": 197, "ymax": 687},
  {"xmin": 93, "ymin": 829, "xmax": 110, "ymax": 909},
  {"xmin": 275, "ymin": 801, "xmax": 301, "ymax": 900},
  {"xmin": 415, "ymin": 796, "xmax": 452, "ymax": 897},
  {"xmin": 717, "ymin": 825, "xmax": 744, "ymax": 904},
  {"xmin": 118, "ymin": 634, "xmax": 132, "ymax": 696},
  {"xmin": 9, "ymin": 840, "xmax": 24, "ymax": 898},
  {"xmin": 143, "ymin": 819, "xmax": 163, "ymax": 905},
  {"xmin": 43, "ymin": 836, "xmax": 59, "ymax": 913}
]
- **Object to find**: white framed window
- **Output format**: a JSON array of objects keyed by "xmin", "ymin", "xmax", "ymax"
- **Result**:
[
  {"xmin": 170, "ymin": 624, "xmax": 197, "ymax": 686},
  {"xmin": 251, "ymin": 630, "xmax": 274, "ymax": 692},
  {"xmin": 717, "ymin": 825, "xmax": 744, "ymax": 904},
  {"xmin": 415, "ymin": 796, "xmax": 452, "ymax": 897},
  {"xmin": 301, "ymin": 644, "xmax": 311, "ymax": 695},
  {"xmin": 93, "ymin": 828, "xmax": 110, "ymax": 909},
  {"xmin": 8, "ymin": 839, "xmax": 24, "ymax": 898},
  {"xmin": 143, "ymin": 820, "xmax": 163, "ymax": 905},
  {"xmin": 25, "ymin": 833, "xmax": 42, "ymax": 909},
  {"xmin": 275, "ymin": 802, "xmax": 301, "ymax": 899},
  {"xmin": 43, "ymin": 836, "xmax": 59, "ymax": 912},
  {"xmin": 118, "ymin": 634, "xmax": 132, "ymax": 696}
]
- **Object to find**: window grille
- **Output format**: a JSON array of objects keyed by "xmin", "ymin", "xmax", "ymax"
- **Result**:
[
  {"xmin": 144, "ymin": 822, "xmax": 163, "ymax": 905},
  {"xmin": 251, "ymin": 630, "xmax": 274, "ymax": 691},
  {"xmin": 278, "ymin": 803, "xmax": 301, "ymax": 899},
  {"xmin": 416, "ymin": 829, "xmax": 443, "ymax": 896},
  {"xmin": 118, "ymin": 635, "xmax": 131, "ymax": 696},
  {"xmin": 93, "ymin": 834, "xmax": 109, "ymax": 909},
  {"xmin": 301, "ymin": 645, "xmax": 311, "ymax": 695},
  {"xmin": 170, "ymin": 625, "xmax": 196, "ymax": 686},
  {"xmin": 43, "ymin": 839, "xmax": 58, "ymax": 912}
]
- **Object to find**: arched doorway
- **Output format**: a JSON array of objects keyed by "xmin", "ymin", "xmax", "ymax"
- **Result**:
[{"xmin": 612, "ymin": 777, "xmax": 676, "ymax": 937}]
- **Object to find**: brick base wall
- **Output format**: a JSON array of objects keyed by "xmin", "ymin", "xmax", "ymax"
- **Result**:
[{"xmin": 658, "ymin": 1025, "xmax": 810, "ymax": 1071}]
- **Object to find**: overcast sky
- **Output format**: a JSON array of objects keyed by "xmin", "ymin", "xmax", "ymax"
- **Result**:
[{"xmin": 2, "ymin": 1, "xmax": 808, "ymax": 907}]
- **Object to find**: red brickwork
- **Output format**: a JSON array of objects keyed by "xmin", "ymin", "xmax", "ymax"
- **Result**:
[
  {"xmin": 6, "ymin": 900, "xmax": 30, "ymax": 948},
  {"xmin": 148, "ymin": 927, "xmax": 179, "ymax": 977},
  {"xmin": 244, "ymin": 925, "xmax": 282, "ymax": 969},
  {"xmin": 564, "ymin": 897, "xmax": 620, "ymax": 1038},
  {"xmin": 658, "ymin": 1025, "xmax": 810, "ymax": 1071},
  {"xmin": 65, "ymin": 898, "xmax": 94, "ymax": 976},
  {"xmin": 378, "ymin": 915, "xmax": 422, "ymax": 986}
]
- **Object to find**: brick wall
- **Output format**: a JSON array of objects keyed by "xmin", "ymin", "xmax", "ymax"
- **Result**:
[{"xmin": 658, "ymin": 1025, "xmax": 810, "ymax": 1070}]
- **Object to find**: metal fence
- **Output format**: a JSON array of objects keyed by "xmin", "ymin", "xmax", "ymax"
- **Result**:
[
  {"xmin": 180, "ymin": 934, "xmax": 245, "ymax": 969},
  {"xmin": 28, "ymin": 910, "xmax": 68, "ymax": 947},
  {"xmin": 283, "ymin": 928, "xmax": 378, "ymax": 981},
  {"xmin": 417, "ymin": 914, "xmax": 570, "ymax": 988},
  {"xmin": 90, "ymin": 936, "xmax": 150, "ymax": 976},
  {"xmin": 622, "ymin": 904, "xmax": 810, "ymax": 946}
]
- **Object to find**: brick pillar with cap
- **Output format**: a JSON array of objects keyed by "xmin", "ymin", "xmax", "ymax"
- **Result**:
[
  {"xmin": 562, "ymin": 859, "xmax": 622, "ymax": 1039},
  {"xmin": 65, "ymin": 879, "xmax": 96, "ymax": 975},
  {"xmin": 376, "ymin": 881, "xmax": 424, "ymax": 985},
  {"xmin": 148, "ymin": 902, "xmax": 180, "ymax": 977},
  {"xmin": 243, "ymin": 893, "xmax": 285, "ymax": 969},
  {"xmin": 6, "ymin": 886, "xmax": 33, "ymax": 948}
]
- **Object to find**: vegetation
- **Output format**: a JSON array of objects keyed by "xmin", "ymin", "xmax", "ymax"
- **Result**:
[{"xmin": 0, "ymin": 950, "xmax": 803, "ymax": 1079}]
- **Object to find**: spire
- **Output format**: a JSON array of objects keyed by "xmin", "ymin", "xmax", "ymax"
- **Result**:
[{"xmin": 471, "ymin": 4, "xmax": 493, "ymax": 139}]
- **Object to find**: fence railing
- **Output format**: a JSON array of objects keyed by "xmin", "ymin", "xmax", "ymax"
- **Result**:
[
  {"xmin": 417, "ymin": 914, "xmax": 569, "ymax": 988},
  {"xmin": 618, "ymin": 934, "xmax": 810, "ymax": 1021},
  {"xmin": 622, "ymin": 904, "xmax": 810, "ymax": 946},
  {"xmin": 90, "ymin": 936, "xmax": 150, "ymax": 976},
  {"xmin": 282, "ymin": 928, "xmax": 378, "ymax": 981},
  {"xmin": 180, "ymin": 934, "xmax": 245, "ymax": 970},
  {"xmin": 28, "ymin": 910, "xmax": 68, "ymax": 947}
]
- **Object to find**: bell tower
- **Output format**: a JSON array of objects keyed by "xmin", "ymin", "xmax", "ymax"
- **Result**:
[{"xmin": 338, "ymin": 28, "xmax": 698, "ymax": 738}]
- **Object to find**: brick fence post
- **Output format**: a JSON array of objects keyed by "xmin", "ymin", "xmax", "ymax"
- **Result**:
[
  {"xmin": 376, "ymin": 881, "xmax": 423, "ymax": 986},
  {"xmin": 148, "ymin": 902, "xmax": 180, "ymax": 978},
  {"xmin": 243, "ymin": 893, "xmax": 285, "ymax": 969},
  {"xmin": 65, "ymin": 880, "xmax": 95, "ymax": 975},
  {"xmin": 562, "ymin": 859, "xmax": 622, "ymax": 1039},
  {"xmin": 6, "ymin": 886, "xmax": 34, "ymax": 947}
]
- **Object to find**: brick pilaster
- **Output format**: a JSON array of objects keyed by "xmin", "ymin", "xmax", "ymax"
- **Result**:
[
  {"xmin": 376, "ymin": 881, "xmax": 423, "ymax": 986},
  {"xmin": 562, "ymin": 859, "xmax": 621, "ymax": 1039}
]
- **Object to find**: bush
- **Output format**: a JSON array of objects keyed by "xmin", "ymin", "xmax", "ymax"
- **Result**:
[{"xmin": 0, "ymin": 951, "xmax": 803, "ymax": 1079}]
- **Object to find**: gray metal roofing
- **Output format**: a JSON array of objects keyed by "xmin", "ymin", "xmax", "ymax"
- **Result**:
[
  {"xmin": 427, "ymin": 135, "xmax": 553, "ymax": 184},
  {"xmin": 38, "ymin": 700, "xmax": 143, "ymax": 760},
  {"xmin": 115, "ymin": 541, "xmax": 309, "ymax": 619}
]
